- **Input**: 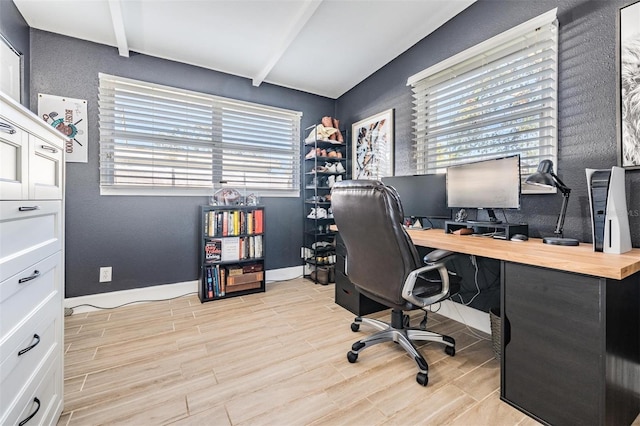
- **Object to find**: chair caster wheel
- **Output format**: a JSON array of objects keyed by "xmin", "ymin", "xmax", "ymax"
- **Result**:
[
  {"xmin": 445, "ymin": 346, "xmax": 455, "ymax": 356},
  {"xmin": 351, "ymin": 323, "xmax": 360, "ymax": 332},
  {"xmin": 347, "ymin": 351, "xmax": 358, "ymax": 363},
  {"xmin": 416, "ymin": 372, "xmax": 428, "ymax": 386}
]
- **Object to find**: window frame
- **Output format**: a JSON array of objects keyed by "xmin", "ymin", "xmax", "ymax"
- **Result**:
[
  {"xmin": 407, "ymin": 9, "xmax": 559, "ymax": 194},
  {"xmin": 99, "ymin": 73, "xmax": 302, "ymax": 197}
]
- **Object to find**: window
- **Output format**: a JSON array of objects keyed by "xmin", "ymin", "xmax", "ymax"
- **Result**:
[
  {"xmin": 99, "ymin": 73, "xmax": 302, "ymax": 196},
  {"xmin": 408, "ymin": 9, "xmax": 558, "ymax": 193}
]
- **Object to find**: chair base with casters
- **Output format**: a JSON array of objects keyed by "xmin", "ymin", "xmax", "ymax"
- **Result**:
[{"xmin": 347, "ymin": 308, "xmax": 455, "ymax": 386}]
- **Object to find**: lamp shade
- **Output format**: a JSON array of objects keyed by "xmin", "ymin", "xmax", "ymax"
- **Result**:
[{"xmin": 525, "ymin": 159, "xmax": 555, "ymax": 188}]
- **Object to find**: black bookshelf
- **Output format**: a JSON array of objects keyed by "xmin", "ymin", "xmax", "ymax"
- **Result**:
[{"xmin": 198, "ymin": 205, "xmax": 265, "ymax": 303}]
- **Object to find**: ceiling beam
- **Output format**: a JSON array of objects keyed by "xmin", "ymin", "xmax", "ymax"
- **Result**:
[
  {"xmin": 108, "ymin": 0, "xmax": 129, "ymax": 57},
  {"xmin": 252, "ymin": 0, "xmax": 322, "ymax": 87}
]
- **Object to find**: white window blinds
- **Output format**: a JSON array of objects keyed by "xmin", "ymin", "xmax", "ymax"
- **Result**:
[
  {"xmin": 99, "ymin": 73, "xmax": 301, "ymax": 196},
  {"xmin": 408, "ymin": 9, "xmax": 558, "ymax": 192}
]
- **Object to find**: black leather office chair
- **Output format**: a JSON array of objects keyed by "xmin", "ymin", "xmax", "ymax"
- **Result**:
[{"xmin": 330, "ymin": 180, "xmax": 460, "ymax": 386}]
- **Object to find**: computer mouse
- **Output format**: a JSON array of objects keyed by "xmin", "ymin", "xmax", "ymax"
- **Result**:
[{"xmin": 510, "ymin": 234, "xmax": 528, "ymax": 241}]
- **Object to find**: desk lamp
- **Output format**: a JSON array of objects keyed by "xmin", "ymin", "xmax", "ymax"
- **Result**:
[{"xmin": 525, "ymin": 160, "xmax": 579, "ymax": 246}]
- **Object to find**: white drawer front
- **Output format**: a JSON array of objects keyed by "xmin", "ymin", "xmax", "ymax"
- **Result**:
[
  {"xmin": 0, "ymin": 252, "xmax": 61, "ymax": 341},
  {"xmin": 0, "ymin": 297, "xmax": 59, "ymax": 417},
  {"xmin": 29, "ymin": 136, "xmax": 63, "ymax": 200},
  {"xmin": 0, "ymin": 200, "xmax": 62, "ymax": 282},
  {"xmin": 0, "ymin": 352, "xmax": 62, "ymax": 426},
  {"xmin": 0, "ymin": 119, "xmax": 28, "ymax": 200}
]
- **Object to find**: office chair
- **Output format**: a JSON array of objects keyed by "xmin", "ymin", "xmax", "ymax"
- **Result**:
[{"xmin": 330, "ymin": 180, "xmax": 460, "ymax": 386}]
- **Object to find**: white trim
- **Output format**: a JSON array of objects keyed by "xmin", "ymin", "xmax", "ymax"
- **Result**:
[
  {"xmin": 64, "ymin": 266, "xmax": 305, "ymax": 314},
  {"xmin": 100, "ymin": 187, "xmax": 300, "ymax": 197},
  {"xmin": 432, "ymin": 299, "xmax": 490, "ymax": 335},
  {"xmin": 407, "ymin": 8, "xmax": 558, "ymax": 86},
  {"xmin": 265, "ymin": 265, "xmax": 304, "ymax": 283}
]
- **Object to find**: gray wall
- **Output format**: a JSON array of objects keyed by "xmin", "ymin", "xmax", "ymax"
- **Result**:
[
  {"xmin": 11, "ymin": 0, "xmax": 640, "ymax": 298},
  {"xmin": 28, "ymin": 30, "xmax": 334, "ymax": 297},
  {"xmin": 0, "ymin": 0, "xmax": 30, "ymax": 106},
  {"xmin": 337, "ymin": 0, "xmax": 640, "ymax": 247}
]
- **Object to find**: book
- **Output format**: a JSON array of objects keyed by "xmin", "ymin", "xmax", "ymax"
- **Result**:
[
  {"xmin": 254, "ymin": 209, "xmax": 263, "ymax": 234},
  {"xmin": 221, "ymin": 237, "xmax": 240, "ymax": 262},
  {"xmin": 204, "ymin": 239, "xmax": 222, "ymax": 262},
  {"xmin": 213, "ymin": 265, "xmax": 220, "ymax": 297},
  {"xmin": 219, "ymin": 267, "xmax": 226, "ymax": 296},
  {"xmin": 206, "ymin": 265, "xmax": 214, "ymax": 299}
]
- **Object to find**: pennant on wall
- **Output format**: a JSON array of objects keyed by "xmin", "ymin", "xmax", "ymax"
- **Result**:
[{"xmin": 38, "ymin": 93, "xmax": 88, "ymax": 163}]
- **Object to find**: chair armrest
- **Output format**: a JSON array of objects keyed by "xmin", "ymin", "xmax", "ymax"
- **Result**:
[
  {"xmin": 401, "ymin": 262, "xmax": 451, "ymax": 308},
  {"xmin": 423, "ymin": 249, "xmax": 456, "ymax": 264}
]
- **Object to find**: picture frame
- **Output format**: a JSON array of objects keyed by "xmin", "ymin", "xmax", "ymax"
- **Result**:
[
  {"xmin": 351, "ymin": 109, "xmax": 394, "ymax": 180},
  {"xmin": 617, "ymin": 0, "xmax": 640, "ymax": 169}
]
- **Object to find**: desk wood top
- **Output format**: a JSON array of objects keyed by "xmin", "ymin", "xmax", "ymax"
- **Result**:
[{"xmin": 406, "ymin": 228, "xmax": 640, "ymax": 280}]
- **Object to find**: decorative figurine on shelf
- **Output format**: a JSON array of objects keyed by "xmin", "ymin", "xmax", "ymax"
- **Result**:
[
  {"xmin": 246, "ymin": 193, "xmax": 259, "ymax": 206},
  {"xmin": 213, "ymin": 188, "xmax": 242, "ymax": 206}
]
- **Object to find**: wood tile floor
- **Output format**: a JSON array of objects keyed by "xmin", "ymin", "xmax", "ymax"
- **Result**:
[{"xmin": 58, "ymin": 278, "xmax": 548, "ymax": 425}]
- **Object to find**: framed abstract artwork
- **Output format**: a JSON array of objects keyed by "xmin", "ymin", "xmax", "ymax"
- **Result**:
[
  {"xmin": 618, "ymin": 0, "xmax": 640, "ymax": 169},
  {"xmin": 352, "ymin": 109, "xmax": 394, "ymax": 180}
]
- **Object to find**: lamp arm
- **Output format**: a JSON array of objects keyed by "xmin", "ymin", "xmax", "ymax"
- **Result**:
[
  {"xmin": 554, "ymin": 191, "xmax": 570, "ymax": 236},
  {"xmin": 550, "ymin": 172, "xmax": 571, "ymax": 195}
]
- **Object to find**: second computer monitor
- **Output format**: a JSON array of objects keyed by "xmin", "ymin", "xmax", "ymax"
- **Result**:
[
  {"xmin": 446, "ymin": 154, "xmax": 521, "ymax": 223},
  {"xmin": 382, "ymin": 173, "xmax": 450, "ymax": 220}
]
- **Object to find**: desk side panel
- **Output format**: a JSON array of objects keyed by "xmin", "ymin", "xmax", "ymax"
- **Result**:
[
  {"xmin": 501, "ymin": 262, "xmax": 603, "ymax": 425},
  {"xmin": 605, "ymin": 274, "xmax": 640, "ymax": 425}
]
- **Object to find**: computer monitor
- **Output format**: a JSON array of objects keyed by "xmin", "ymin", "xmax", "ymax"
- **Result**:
[
  {"xmin": 382, "ymin": 173, "xmax": 450, "ymax": 220},
  {"xmin": 446, "ymin": 155, "xmax": 521, "ymax": 223}
]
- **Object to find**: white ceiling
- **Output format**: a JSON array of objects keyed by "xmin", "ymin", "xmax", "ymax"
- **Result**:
[{"xmin": 13, "ymin": 0, "xmax": 476, "ymax": 99}]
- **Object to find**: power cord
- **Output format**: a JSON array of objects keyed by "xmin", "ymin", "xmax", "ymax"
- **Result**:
[
  {"xmin": 448, "ymin": 298, "xmax": 492, "ymax": 341},
  {"xmin": 454, "ymin": 255, "xmax": 481, "ymax": 306},
  {"xmin": 66, "ymin": 291, "xmax": 198, "ymax": 312},
  {"xmin": 66, "ymin": 275, "xmax": 308, "ymax": 315}
]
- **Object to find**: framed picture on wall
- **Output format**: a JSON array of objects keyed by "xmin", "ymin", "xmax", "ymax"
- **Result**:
[
  {"xmin": 618, "ymin": 0, "xmax": 640, "ymax": 169},
  {"xmin": 351, "ymin": 109, "xmax": 394, "ymax": 180}
]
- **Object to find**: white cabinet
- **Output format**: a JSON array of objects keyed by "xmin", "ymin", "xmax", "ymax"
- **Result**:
[
  {"xmin": 0, "ymin": 92, "xmax": 65, "ymax": 426},
  {"xmin": 0, "ymin": 109, "xmax": 63, "ymax": 200}
]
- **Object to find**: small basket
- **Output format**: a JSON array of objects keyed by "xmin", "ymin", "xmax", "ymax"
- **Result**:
[{"xmin": 489, "ymin": 307, "xmax": 501, "ymax": 360}]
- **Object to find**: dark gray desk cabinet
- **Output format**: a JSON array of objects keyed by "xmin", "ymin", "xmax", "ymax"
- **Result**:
[{"xmin": 501, "ymin": 262, "xmax": 640, "ymax": 425}]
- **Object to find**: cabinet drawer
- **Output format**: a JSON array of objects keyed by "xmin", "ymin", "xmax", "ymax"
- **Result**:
[
  {"xmin": 29, "ymin": 136, "xmax": 63, "ymax": 200},
  {"xmin": 0, "ymin": 296, "xmax": 59, "ymax": 414},
  {"xmin": 0, "ymin": 118, "xmax": 28, "ymax": 200},
  {"xmin": 0, "ymin": 352, "xmax": 62, "ymax": 426},
  {"xmin": 0, "ymin": 252, "xmax": 61, "ymax": 341},
  {"xmin": 0, "ymin": 200, "xmax": 62, "ymax": 282}
]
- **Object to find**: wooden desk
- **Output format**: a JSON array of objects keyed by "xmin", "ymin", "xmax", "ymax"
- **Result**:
[
  {"xmin": 405, "ymin": 228, "xmax": 640, "ymax": 426},
  {"xmin": 406, "ymin": 228, "xmax": 640, "ymax": 280}
]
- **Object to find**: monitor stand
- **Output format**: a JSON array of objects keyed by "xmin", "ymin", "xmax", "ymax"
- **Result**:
[{"xmin": 466, "ymin": 208, "xmax": 502, "ymax": 225}]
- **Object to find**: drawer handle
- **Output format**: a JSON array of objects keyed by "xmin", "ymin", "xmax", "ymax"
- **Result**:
[
  {"xmin": 18, "ymin": 206, "xmax": 40, "ymax": 212},
  {"xmin": 40, "ymin": 144, "xmax": 58, "ymax": 153},
  {"xmin": 18, "ymin": 270, "xmax": 40, "ymax": 284},
  {"xmin": 18, "ymin": 397, "xmax": 40, "ymax": 426},
  {"xmin": 0, "ymin": 121, "xmax": 17, "ymax": 134},
  {"xmin": 18, "ymin": 334, "xmax": 41, "ymax": 356}
]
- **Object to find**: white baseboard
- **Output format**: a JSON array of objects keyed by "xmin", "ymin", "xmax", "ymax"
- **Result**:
[
  {"xmin": 64, "ymin": 266, "xmax": 491, "ymax": 336},
  {"xmin": 434, "ymin": 300, "xmax": 491, "ymax": 335},
  {"xmin": 65, "ymin": 266, "xmax": 305, "ymax": 314},
  {"xmin": 64, "ymin": 280, "xmax": 199, "ymax": 314},
  {"xmin": 265, "ymin": 266, "xmax": 304, "ymax": 283}
]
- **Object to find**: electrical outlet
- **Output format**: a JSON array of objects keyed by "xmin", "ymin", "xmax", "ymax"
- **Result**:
[{"xmin": 99, "ymin": 266, "xmax": 112, "ymax": 283}]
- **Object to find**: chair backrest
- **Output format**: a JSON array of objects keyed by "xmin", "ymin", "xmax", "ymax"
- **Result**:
[{"xmin": 331, "ymin": 180, "xmax": 422, "ymax": 309}]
